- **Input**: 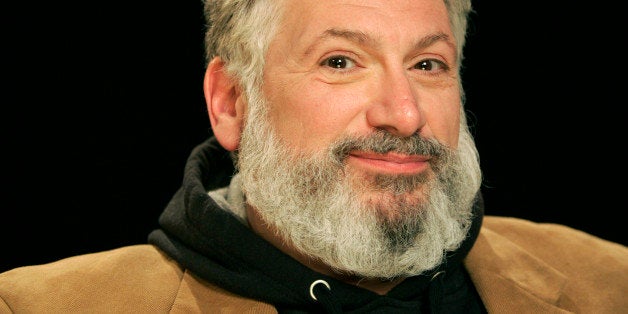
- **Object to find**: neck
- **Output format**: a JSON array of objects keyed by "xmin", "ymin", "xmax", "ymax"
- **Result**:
[{"xmin": 246, "ymin": 205, "xmax": 405, "ymax": 295}]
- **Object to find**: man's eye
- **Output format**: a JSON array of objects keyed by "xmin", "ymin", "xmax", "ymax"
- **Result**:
[
  {"xmin": 322, "ymin": 56, "xmax": 355, "ymax": 69},
  {"xmin": 413, "ymin": 59, "xmax": 448, "ymax": 72}
]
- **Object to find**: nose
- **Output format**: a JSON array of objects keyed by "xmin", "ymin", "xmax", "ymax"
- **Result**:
[{"xmin": 365, "ymin": 70, "xmax": 424, "ymax": 137}]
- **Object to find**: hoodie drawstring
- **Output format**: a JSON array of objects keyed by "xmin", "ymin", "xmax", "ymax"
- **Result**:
[
  {"xmin": 428, "ymin": 270, "xmax": 445, "ymax": 314},
  {"xmin": 310, "ymin": 279, "xmax": 343, "ymax": 314}
]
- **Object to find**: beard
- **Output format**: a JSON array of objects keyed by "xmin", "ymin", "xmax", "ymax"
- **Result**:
[{"xmin": 236, "ymin": 91, "xmax": 482, "ymax": 279}]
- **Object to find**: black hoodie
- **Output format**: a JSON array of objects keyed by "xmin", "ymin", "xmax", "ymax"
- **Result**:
[{"xmin": 148, "ymin": 137, "xmax": 487, "ymax": 313}]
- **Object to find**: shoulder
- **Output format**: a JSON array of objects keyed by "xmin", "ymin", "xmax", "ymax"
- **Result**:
[
  {"xmin": 0, "ymin": 245, "xmax": 276, "ymax": 313},
  {"xmin": 0, "ymin": 244, "xmax": 183, "ymax": 283},
  {"xmin": 481, "ymin": 215, "xmax": 626, "ymax": 253},
  {"xmin": 468, "ymin": 216, "xmax": 628, "ymax": 312},
  {"xmin": 478, "ymin": 215, "xmax": 628, "ymax": 269},
  {"xmin": 0, "ymin": 245, "xmax": 183, "ymax": 312}
]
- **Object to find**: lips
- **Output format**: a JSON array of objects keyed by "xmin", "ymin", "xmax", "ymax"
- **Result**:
[{"xmin": 347, "ymin": 151, "xmax": 430, "ymax": 175}]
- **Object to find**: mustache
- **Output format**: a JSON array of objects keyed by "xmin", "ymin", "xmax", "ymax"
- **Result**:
[{"xmin": 330, "ymin": 130, "xmax": 448, "ymax": 162}]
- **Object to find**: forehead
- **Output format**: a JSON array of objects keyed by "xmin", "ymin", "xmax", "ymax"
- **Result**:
[{"xmin": 277, "ymin": 0, "xmax": 451, "ymax": 41}]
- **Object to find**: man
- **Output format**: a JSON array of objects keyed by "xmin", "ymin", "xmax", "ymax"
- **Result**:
[{"xmin": 1, "ymin": 0, "xmax": 626, "ymax": 313}]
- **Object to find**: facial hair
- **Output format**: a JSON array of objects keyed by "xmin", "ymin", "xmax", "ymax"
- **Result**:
[{"xmin": 236, "ymin": 91, "xmax": 482, "ymax": 279}]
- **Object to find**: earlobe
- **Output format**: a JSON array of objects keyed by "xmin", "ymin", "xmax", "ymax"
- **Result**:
[{"xmin": 204, "ymin": 57, "xmax": 244, "ymax": 152}]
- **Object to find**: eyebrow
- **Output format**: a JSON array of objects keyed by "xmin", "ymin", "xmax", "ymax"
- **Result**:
[
  {"xmin": 415, "ymin": 32, "xmax": 453, "ymax": 51},
  {"xmin": 304, "ymin": 28, "xmax": 455, "ymax": 57},
  {"xmin": 321, "ymin": 28, "xmax": 377, "ymax": 46},
  {"xmin": 304, "ymin": 28, "xmax": 377, "ymax": 56}
]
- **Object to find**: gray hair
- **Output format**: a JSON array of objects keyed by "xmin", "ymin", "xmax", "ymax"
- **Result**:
[
  {"xmin": 202, "ymin": 0, "xmax": 473, "ymax": 96},
  {"xmin": 203, "ymin": 0, "xmax": 283, "ymax": 97}
]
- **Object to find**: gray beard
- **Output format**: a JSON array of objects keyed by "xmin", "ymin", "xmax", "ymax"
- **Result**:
[{"xmin": 236, "ymin": 91, "xmax": 482, "ymax": 279}]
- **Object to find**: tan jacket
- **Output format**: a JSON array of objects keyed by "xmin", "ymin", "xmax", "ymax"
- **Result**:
[{"xmin": 1, "ymin": 216, "xmax": 626, "ymax": 313}]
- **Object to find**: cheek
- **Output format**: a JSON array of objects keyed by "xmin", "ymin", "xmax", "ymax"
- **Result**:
[
  {"xmin": 424, "ymin": 93, "xmax": 461, "ymax": 148},
  {"xmin": 266, "ymin": 82, "xmax": 367, "ymax": 151}
]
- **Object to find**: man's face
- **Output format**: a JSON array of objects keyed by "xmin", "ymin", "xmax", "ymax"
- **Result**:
[{"xmin": 236, "ymin": 0, "xmax": 480, "ymax": 279}]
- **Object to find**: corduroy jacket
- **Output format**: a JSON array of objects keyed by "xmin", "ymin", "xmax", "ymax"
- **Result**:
[{"xmin": 1, "ymin": 216, "xmax": 626, "ymax": 313}]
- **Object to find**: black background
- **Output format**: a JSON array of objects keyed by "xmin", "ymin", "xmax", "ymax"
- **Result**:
[{"xmin": 2, "ymin": 1, "xmax": 626, "ymax": 272}]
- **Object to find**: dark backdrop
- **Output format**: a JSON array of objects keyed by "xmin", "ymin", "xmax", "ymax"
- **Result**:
[{"xmin": 2, "ymin": 1, "xmax": 625, "ymax": 273}]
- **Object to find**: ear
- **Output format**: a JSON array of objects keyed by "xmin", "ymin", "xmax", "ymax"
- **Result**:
[{"xmin": 204, "ymin": 57, "xmax": 245, "ymax": 152}]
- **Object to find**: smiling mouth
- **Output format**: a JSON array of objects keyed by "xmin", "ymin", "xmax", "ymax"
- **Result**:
[{"xmin": 347, "ymin": 151, "xmax": 431, "ymax": 175}]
